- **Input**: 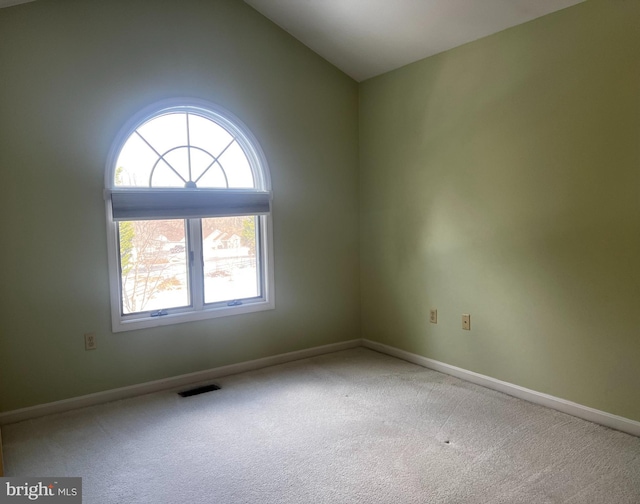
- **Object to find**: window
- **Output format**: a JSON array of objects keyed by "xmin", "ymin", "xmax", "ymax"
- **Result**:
[{"xmin": 105, "ymin": 99, "xmax": 274, "ymax": 332}]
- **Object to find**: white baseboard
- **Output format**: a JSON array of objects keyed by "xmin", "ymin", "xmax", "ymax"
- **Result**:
[
  {"xmin": 0, "ymin": 339, "xmax": 361, "ymax": 426},
  {"xmin": 362, "ymin": 339, "xmax": 640, "ymax": 438},
  {"xmin": 3, "ymin": 337, "xmax": 638, "ymax": 438}
]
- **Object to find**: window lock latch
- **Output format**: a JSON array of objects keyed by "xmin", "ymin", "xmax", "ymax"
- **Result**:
[{"xmin": 150, "ymin": 309, "xmax": 169, "ymax": 317}]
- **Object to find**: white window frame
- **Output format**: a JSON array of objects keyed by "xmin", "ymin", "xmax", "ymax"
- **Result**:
[{"xmin": 104, "ymin": 98, "xmax": 275, "ymax": 332}]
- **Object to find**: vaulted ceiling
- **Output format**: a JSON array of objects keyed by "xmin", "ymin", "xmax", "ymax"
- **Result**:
[
  {"xmin": 244, "ymin": 0, "xmax": 585, "ymax": 81},
  {"xmin": 1, "ymin": 0, "xmax": 585, "ymax": 82}
]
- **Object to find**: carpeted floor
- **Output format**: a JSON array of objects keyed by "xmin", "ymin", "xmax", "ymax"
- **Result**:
[{"xmin": 4, "ymin": 348, "xmax": 640, "ymax": 503}]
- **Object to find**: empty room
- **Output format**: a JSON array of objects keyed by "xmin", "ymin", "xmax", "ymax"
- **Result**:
[{"xmin": 0, "ymin": 0, "xmax": 639, "ymax": 502}]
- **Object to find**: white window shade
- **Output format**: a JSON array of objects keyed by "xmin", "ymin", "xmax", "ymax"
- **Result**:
[{"xmin": 109, "ymin": 189, "xmax": 271, "ymax": 221}]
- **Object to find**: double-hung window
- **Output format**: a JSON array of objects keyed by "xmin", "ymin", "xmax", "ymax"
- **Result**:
[{"xmin": 105, "ymin": 99, "xmax": 274, "ymax": 332}]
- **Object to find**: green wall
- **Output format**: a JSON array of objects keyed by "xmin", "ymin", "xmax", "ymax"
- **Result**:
[
  {"xmin": 0, "ymin": 0, "xmax": 359, "ymax": 412},
  {"xmin": 360, "ymin": 0, "xmax": 640, "ymax": 422}
]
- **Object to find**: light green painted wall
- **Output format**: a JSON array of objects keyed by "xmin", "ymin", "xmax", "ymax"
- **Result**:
[
  {"xmin": 0, "ymin": 0, "xmax": 359, "ymax": 412},
  {"xmin": 360, "ymin": 0, "xmax": 640, "ymax": 421}
]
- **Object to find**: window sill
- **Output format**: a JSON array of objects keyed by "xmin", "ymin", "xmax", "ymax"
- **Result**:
[{"xmin": 111, "ymin": 299, "xmax": 275, "ymax": 333}]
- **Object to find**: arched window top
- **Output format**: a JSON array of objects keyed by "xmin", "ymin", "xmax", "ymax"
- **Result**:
[
  {"xmin": 107, "ymin": 100, "xmax": 270, "ymax": 191},
  {"xmin": 105, "ymin": 100, "xmax": 272, "ymax": 222}
]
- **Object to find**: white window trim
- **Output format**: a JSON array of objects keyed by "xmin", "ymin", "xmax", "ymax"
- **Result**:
[{"xmin": 104, "ymin": 98, "xmax": 275, "ymax": 332}]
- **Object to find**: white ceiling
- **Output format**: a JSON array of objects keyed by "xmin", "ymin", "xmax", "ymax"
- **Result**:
[
  {"xmin": 244, "ymin": 0, "xmax": 585, "ymax": 81},
  {"xmin": 1, "ymin": 0, "xmax": 585, "ymax": 82}
]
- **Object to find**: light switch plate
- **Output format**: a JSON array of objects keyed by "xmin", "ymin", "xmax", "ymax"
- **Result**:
[
  {"xmin": 429, "ymin": 309, "xmax": 437, "ymax": 324},
  {"xmin": 462, "ymin": 314, "xmax": 471, "ymax": 331}
]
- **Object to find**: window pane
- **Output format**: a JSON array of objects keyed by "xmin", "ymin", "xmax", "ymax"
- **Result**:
[
  {"xmin": 115, "ymin": 133, "xmax": 157, "ymax": 187},
  {"xmin": 188, "ymin": 113, "xmax": 235, "ymax": 160},
  {"xmin": 118, "ymin": 219, "xmax": 189, "ymax": 314},
  {"xmin": 202, "ymin": 216, "xmax": 260, "ymax": 304},
  {"xmin": 137, "ymin": 113, "xmax": 188, "ymax": 158},
  {"xmin": 218, "ymin": 141, "xmax": 255, "ymax": 188},
  {"xmin": 193, "ymin": 161, "xmax": 228, "ymax": 188},
  {"xmin": 150, "ymin": 158, "xmax": 188, "ymax": 187},
  {"xmin": 159, "ymin": 147, "xmax": 190, "ymax": 185},
  {"xmin": 189, "ymin": 148, "xmax": 219, "ymax": 187}
]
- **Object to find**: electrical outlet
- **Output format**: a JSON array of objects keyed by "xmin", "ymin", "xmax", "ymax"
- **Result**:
[
  {"xmin": 84, "ymin": 332, "xmax": 97, "ymax": 350},
  {"xmin": 462, "ymin": 314, "xmax": 471, "ymax": 331},
  {"xmin": 429, "ymin": 309, "xmax": 438, "ymax": 324}
]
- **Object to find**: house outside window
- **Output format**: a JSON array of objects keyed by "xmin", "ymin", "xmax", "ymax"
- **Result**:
[{"xmin": 104, "ymin": 99, "xmax": 274, "ymax": 332}]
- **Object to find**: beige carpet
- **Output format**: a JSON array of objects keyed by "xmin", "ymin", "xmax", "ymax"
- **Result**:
[{"xmin": 4, "ymin": 348, "xmax": 640, "ymax": 503}]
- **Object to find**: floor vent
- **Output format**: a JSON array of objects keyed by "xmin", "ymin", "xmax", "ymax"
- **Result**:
[{"xmin": 178, "ymin": 384, "xmax": 221, "ymax": 397}]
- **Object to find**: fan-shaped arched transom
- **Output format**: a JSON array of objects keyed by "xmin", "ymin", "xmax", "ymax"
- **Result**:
[{"xmin": 115, "ymin": 111, "xmax": 258, "ymax": 189}]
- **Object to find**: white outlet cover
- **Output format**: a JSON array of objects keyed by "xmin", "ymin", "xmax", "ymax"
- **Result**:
[{"xmin": 84, "ymin": 333, "xmax": 97, "ymax": 350}]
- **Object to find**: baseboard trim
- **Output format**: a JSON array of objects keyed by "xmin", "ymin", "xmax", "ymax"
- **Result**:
[
  {"xmin": 362, "ymin": 339, "xmax": 640, "ymax": 438},
  {"xmin": 4, "ymin": 338, "xmax": 638, "ymax": 438},
  {"xmin": 0, "ymin": 339, "xmax": 362, "ymax": 426}
]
